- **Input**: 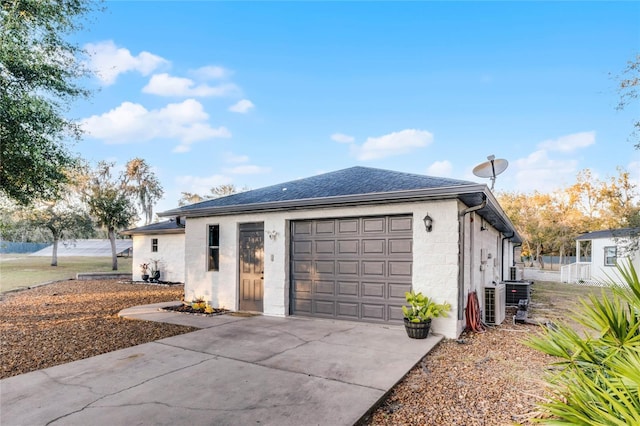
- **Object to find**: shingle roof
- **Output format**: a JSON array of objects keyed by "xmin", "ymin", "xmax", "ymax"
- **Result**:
[
  {"xmin": 167, "ymin": 166, "xmax": 476, "ymax": 214},
  {"xmin": 121, "ymin": 220, "xmax": 185, "ymax": 236},
  {"xmin": 158, "ymin": 166, "xmax": 521, "ymax": 243},
  {"xmin": 576, "ymin": 228, "xmax": 640, "ymax": 241}
]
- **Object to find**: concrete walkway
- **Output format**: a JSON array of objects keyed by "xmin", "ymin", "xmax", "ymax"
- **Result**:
[{"xmin": 1, "ymin": 302, "xmax": 443, "ymax": 426}]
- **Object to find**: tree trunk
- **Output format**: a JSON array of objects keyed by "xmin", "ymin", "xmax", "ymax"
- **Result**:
[
  {"xmin": 51, "ymin": 237, "xmax": 58, "ymax": 267},
  {"xmin": 537, "ymin": 244, "xmax": 545, "ymax": 269},
  {"xmin": 109, "ymin": 227, "xmax": 118, "ymax": 270}
]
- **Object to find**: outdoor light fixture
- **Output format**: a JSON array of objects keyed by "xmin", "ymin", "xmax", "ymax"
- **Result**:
[{"xmin": 423, "ymin": 214, "xmax": 433, "ymax": 232}]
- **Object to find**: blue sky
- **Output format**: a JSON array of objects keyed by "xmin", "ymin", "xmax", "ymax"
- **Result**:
[{"xmin": 69, "ymin": 1, "xmax": 640, "ymax": 215}]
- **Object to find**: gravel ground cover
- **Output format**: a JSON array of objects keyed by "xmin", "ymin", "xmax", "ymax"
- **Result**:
[
  {"xmin": 363, "ymin": 317, "xmax": 552, "ymax": 425},
  {"xmin": 0, "ymin": 280, "xmax": 195, "ymax": 379}
]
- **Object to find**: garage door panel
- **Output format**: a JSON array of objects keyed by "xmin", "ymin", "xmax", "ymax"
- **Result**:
[
  {"xmin": 362, "ymin": 261, "xmax": 385, "ymax": 276},
  {"xmin": 389, "ymin": 261, "xmax": 412, "ymax": 276},
  {"xmin": 293, "ymin": 260, "xmax": 312, "ymax": 274},
  {"xmin": 337, "ymin": 302, "xmax": 359, "ymax": 319},
  {"xmin": 363, "ymin": 218, "xmax": 385, "ymax": 233},
  {"xmin": 315, "ymin": 240, "xmax": 335, "ymax": 254},
  {"xmin": 315, "ymin": 260, "xmax": 335, "ymax": 274},
  {"xmin": 338, "ymin": 219, "xmax": 359, "ymax": 234},
  {"xmin": 389, "ymin": 306, "xmax": 405, "ymax": 321},
  {"xmin": 316, "ymin": 221, "xmax": 335, "ymax": 234},
  {"xmin": 362, "ymin": 281, "xmax": 384, "ymax": 298},
  {"xmin": 293, "ymin": 280, "xmax": 311, "ymax": 294},
  {"xmin": 338, "ymin": 240, "xmax": 359, "ymax": 254},
  {"xmin": 291, "ymin": 215, "xmax": 412, "ymax": 324},
  {"xmin": 293, "ymin": 222, "xmax": 312, "ymax": 235},
  {"xmin": 315, "ymin": 280, "xmax": 335, "ymax": 295},
  {"xmin": 293, "ymin": 298, "xmax": 311, "ymax": 314},
  {"xmin": 362, "ymin": 239, "xmax": 385, "ymax": 254},
  {"xmin": 390, "ymin": 217, "xmax": 412, "ymax": 232},
  {"xmin": 337, "ymin": 281, "xmax": 358, "ymax": 296},
  {"xmin": 292, "ymin": 240, "xmax": 312, "ymax": 255},
  {"xmin": 337, "ymin": 260, "xmax": 358, "ymax": 275},
  {"xmin": 389, "ymin": 282, "xmax": 411, "ymax": 299},
  {"xmin": 314, "ymin": 300, "xmax": 335, "ymax": 315},
  {"xmin": 362, "ymin": 303, "xmax": 385, "ymax": 321},
  {"xmin": 389, "ymin": 239, "xmax": 411, "ymax": 254}
]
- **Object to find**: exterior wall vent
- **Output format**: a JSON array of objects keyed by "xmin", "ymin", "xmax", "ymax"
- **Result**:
[{"xmin": 483, "ymin": 283, "xmax": 506, "ymax": 325}]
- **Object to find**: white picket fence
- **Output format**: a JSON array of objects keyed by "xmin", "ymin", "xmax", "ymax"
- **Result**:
[{"xmin": 560, "ymin": 262, "xmax": 605, "ymax": 286}]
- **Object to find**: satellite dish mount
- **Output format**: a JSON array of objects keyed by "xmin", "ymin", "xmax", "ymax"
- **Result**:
[{"xmin": 472, "ymin": 155, "xmax": 509, "ymax": 191}]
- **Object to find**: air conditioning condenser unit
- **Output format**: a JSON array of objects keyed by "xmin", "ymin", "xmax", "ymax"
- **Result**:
[{"xmin": 483, "ymin": 283, "xmax": 506, "ymax": 325}]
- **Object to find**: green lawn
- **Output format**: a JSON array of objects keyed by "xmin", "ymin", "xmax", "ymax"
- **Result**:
[
  {"xmin": 529, "ymin": 280, "xmax": 615, "ymax": 329},
  {"xmin": 0, "ymin": 254, "xmax": 133, "ymax": 293}
]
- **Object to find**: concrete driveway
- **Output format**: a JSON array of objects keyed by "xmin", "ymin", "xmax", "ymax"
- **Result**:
[{"xmin": 0, "ymin": 302, "xmax": 442, "ymax": 426}]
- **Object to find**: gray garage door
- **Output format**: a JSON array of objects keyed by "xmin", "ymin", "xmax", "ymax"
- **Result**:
[{"xmin": 290, "ymin": 215, "xmax": 412, "ymax": 323}]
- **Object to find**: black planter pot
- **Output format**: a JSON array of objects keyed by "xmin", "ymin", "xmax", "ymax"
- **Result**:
[
  {"xmin": 404, "ymin": 318, "xmax": 432, "ymax": 339},
  {"xmin": 141, "ymin": 274, "xmax": 149, "ymax": 282},
  {"xmin": 150, "ymin": 270, "xmax": 160, "ymax": 283}
]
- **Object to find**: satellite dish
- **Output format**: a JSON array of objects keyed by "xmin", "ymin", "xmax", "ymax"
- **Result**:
[{"xmin": 473, "ymin": 155, "xmax": 508, "ymax": 191}]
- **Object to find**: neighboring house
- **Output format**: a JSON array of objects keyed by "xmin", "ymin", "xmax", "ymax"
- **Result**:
[
  {"xmin": 152, "ymin": 166, "xmax": 520, "ymax": 339},
  {"xmin": 30, "ymin": 239, "xmax": 133, "ymax": 257},
  {"xmin": 562, "ymin": 228, "xmax": 640, "ymax": 284},
  {"xmin": 121, "ymin": 220, "xmax": 186, "ymax": 283}
]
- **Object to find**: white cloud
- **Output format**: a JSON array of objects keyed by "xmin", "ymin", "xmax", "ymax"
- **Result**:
[
  {"xmin": 538, "ymin": 131, "xmax": 596, "ymax": 152},
  {"xmin": 191, "ymin": 65, "xmax": 231, "ymax": 80},
  {"xmin": 351, "ymin": 129, "xmax": 433, "ymax": 161},
  {"xmin": 228, "ymin": 99, "xmax": 255, "ymax": 113},
  {"xmin": 84, "ymin": 40, "xmax": 168, "ymax": 85},
  {"xmin": 331, "ymin": 133, "xmax": 355, "ymax": 143},
  {"xmin": 176, "ymin": 174, "xmax": 233, "ymax": 196},
  {"xmin": 224, "ymin": 152, "xmax": 250, "ymax": 164},
  {"xmin": 225, "ymin": 165, "xmax": 271, "ymax": 175},
  {"xmin": 426, "ymin": 160, "xmax": 453, "ymax": 177},
  {"xmin": 82, "ymin": 99, "xmax": 231, "ymax": 152},
  {"xmin": 143, "ymin": 73, "xmax": 239, "ymax": 97},
  {"xmin": 512, "ymin": 150, "xmax": 578, "ymax": 192}
]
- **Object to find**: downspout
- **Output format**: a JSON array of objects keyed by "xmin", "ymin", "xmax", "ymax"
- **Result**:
[
  {"xmin": 501, "ymin": 232, "xmax": 514, "ymax": 281},
  {"xmin": 458, "ymin": 194, "xmax": 487, "ymax": 320}
]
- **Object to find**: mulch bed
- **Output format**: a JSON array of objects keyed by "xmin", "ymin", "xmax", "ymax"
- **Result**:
[
  {"xmin": 0, "ymin": 280, "xmax": 197, "ymax": 379},
  {"xmin": 163, "ymin": 304, "xmax": 228, "ymax": 316}
]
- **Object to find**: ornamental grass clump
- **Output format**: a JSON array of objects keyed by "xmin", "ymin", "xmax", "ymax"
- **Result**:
[{"xmin": 527, "ymin": 260, "xmax": 640, "ymax": 425}]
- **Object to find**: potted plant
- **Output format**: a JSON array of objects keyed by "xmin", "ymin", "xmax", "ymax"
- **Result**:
[
  {"xmin": 139, "ymin": 263, "xmax": 150, "ymax": 282},
  {"xmin": 402, "ymin": 290, "xmax": 451, "ymax": 339},
  {"xmin": 149, "ymin": 259, "xmax": 161, "ymax": 283}
]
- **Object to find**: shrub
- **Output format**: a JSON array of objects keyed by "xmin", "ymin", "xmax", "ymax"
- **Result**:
[{"xmin": 527, "ymin": 260, "xmax": 640, "ymax": 424}]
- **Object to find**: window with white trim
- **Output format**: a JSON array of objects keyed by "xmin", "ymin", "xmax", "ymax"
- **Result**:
[
  {"xmin": 604, "ymin": 246, "xmax": 617, "ymax": 266},
  {"xmin": 151, "ymin": 238, "xmax": 158, "ymax": 252},
  {"xmin": 208, "ymin": 225, "xmax": 219, "ymax": 271}
]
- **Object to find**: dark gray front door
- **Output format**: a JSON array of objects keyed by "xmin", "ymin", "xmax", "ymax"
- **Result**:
[
  {"xmin": 290, "ymin": 215, "xmax": 413, "ymax": 323},
  {"xmin": 239, "ymin": 223, "xmax": 264, "ymax": 312}
]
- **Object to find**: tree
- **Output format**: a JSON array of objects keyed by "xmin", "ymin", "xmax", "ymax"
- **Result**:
[
  {"xmin": 615, "ymin": 53, "xmax": 640, "ymax": 149},
  {"xmin": 178, "ymin": 192, "xmax": 204, "ymax": 206},
  {"xmin": 85, "ymin": 162, "xmax": 136, "ymax": 270},
  {"xmin": 31, "ymin": 202, "xmax": 93, "ymax": 266},
  {"xmin": 122, "ymin": 158, "xmax": 163, "ymax": 225},
  {"xmin": 177, "ymin": 184, "xmax": 247, "ymax": 206},
  {"xmin": 0, "ymin": 0, "xmax": 96, "ymax": 205}
]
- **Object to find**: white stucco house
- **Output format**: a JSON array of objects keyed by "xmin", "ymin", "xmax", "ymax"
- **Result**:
[
  {"xmin": 136, "ymin": 166, "xmax": 521, "ymax": 339},
  {"xmin": 121, "ymin": 220, "xmax": 186, "ymax": 283},
  {"xmin": 561, "ymin": 228, "xmax": 640, "ymax": 284}
]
